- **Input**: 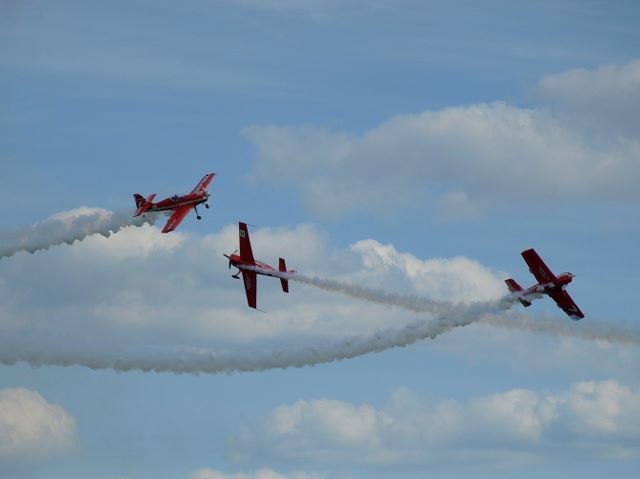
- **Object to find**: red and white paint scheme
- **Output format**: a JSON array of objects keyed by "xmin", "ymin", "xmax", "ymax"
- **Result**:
[
  {"xmin": 133, "ymin": 173, "xmax": 215, "ymax": 233},
  {"xmin": 224, "ymin": 222, "xmax": 296, "ymax": 309},
  {"xmin": 505, "ymin": 248, "xmax": 584, "ymax": 320}
]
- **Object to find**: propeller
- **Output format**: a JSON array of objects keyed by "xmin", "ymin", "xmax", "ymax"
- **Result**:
[{"xmin": 223, "ymin": 250, "xmax": 238, "ymax": 269}]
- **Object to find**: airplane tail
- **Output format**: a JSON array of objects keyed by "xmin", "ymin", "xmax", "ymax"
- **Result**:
[
  {"xmin": 279, "ymin": 257, "xmax": 289, "ymax": 293},
  {"xmin": 505, "ymin": 279, "xmax": 532, "ymax": 307},
  {"xmin": 133, "ymin": 193, "xmax": 157, "ymax": 217}
]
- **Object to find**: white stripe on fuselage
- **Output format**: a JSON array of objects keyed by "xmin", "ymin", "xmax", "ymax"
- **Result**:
[
  {"xmin": 148, "ymin": 197, "xmax": 206, "ymax": 212},
  {"xmin": 237, "ymin": 264, "xmax": 278, "ymax": 277}
]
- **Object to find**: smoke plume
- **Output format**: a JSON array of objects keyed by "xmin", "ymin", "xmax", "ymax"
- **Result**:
[
  {"xmin": 0, "ymin": 300, "xmax": 500, "ymax": 374},
  {"xmin": 481, "ymin": 312, "xmax": 640, "ymax": 345},
  {"xmin": 288, "ymin": 273, "xmax": 454, "ymax": 314},
  {"xmin": 286, "ymin": 273, "xmax": 639, "ymax": 345},
  {"xmin": 0, "ymin": 208, "xmax": 156, "ymax": 259},
  {"xmin": 1, "ymin": 224, "xmax": 637, "ymax": 375}
]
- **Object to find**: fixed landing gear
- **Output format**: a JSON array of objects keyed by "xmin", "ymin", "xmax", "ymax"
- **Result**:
[
  {"xmin": 194, "ymin": 205, "xmax": 202, "ymax": 220},
  {"xmin": 205, "ymin": 203, "xmax": 210, "ymax": 209},
  {"xmin": 232, "ymin": 267, "xmax": 241, "ymax": 279}
]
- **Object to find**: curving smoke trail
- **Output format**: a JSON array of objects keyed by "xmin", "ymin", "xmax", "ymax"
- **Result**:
[
  {"xmin": 244, "ymin": 268, "xmax": 475, "ymax": 315},
  {"xmin": 0, "ymin": 301, "xmax": 499, "ymax": 374},
  {"xmin": 0, "ymin": 207, "xmax": 157, "ymax": 260},
  {"xmin": 0, "ymin": 224, "xmax": 637, "ymax": 374},
  {"xmin": 286, "ymin": 273, "xmax": 640, "ymax": 345},
  {"xmin": 2, "ymin": 297, "xmax": 637, "ymax": 375}
]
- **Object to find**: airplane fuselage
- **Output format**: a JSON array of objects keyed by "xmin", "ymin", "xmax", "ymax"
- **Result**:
[
  {"xmin": 228, "ymin": 254, "xmax": 281, "ymax": 278},
  {"xmin": 146, "ymin": 192, "xmax": 209, "ymax": 213},
  {"xmin": 521, "ymin": 272, "xmax": 574, "ymax": 299}
]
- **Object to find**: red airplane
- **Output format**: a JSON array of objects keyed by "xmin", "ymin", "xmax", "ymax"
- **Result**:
[
  {"xmin": 224, "ymin": 222, "xmax": 295, "ymax": 309},
  {"xmin": 505, "ymin": 248, "xmax": 584, "ymax": 320},
  {"xmin": 133, "ymin": 173, "xmax": 215, "ymax": 233}
]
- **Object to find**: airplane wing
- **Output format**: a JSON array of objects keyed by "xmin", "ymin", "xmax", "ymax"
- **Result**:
[
  {"xmin": 547, "ymin": 288, "xmax": 585, "ymax": 320},
  {"xmin": 161, "ymin": 205, "xmax": 191, "ymax": 233},
  {"xmin": 241, "ymin": 269, "xmax": 258, "ymax": 309},
  {"xmin": 190, "ymin": 173, "xmax": 215, "ymax": 195},
  {"xmin": 239, "ymin": 222, "xmax": 255, "ymax": 263},
  {"xmin": 521, "ymin": 248, "xmax": 557, "ymax": 284}
]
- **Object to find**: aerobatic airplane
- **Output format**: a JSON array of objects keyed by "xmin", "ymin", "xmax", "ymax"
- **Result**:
[
  {"xmin": 133, "ymin": 173, "xmax": 215, "ymax": 233},
  {"xmin": 505, "ymin": 248, "xmax": 584, "ymax": 320},
  {"xmin": 224, "ymin": 222, "xmax": 295, "ymax": 309}
]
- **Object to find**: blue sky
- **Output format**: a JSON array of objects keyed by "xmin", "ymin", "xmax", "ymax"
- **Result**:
[{"xmin": 1, "ymin": 1, "xmax": 639, "ymax": 478}]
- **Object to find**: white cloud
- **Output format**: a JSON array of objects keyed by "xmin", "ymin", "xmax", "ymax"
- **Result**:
[
  {"xmin": 560, "ymin": 379, "xmax": 640, "ymax": 438},
  {"xmin": 535, "ymin": 59, "xmax": 640, "ymax": 136},
  {"xmin": 0, "ymin": 388, "xmax": 76, "ymax": 460},
  {"xmin": 244, "ymin": 60, "xmax": 640, "ymax": 218},
  {"xmin": 0, "ymin": 217, "xmax": 505, "ymax": 354},
  {"xmin": 4, "ymin": 211, "xmax": 637, "ymax": 379},
  {"xmin": 349, "ymin": 239, "xmax": 505, "ymax": 302},
  {"xmin": 267, "ymin": 399, "xmax": 381, "ymax": 448},
  {"xmin": 240, "ymin": 380, "xmax": 640, "ymax": 466},
  {"xmin": 1, "ymin": 212, "xmax": 636, "ymax": 378}
]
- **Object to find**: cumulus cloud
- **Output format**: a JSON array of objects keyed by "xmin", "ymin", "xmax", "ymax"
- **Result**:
[
  {"xmin": 535, "ymin": 59, "xmax": 640, "ymax": 136},
  {"xmin": 349, "ymin": 239, "xmax": 505, "ymax": 302},
  {"xmin": 239, "ymin": 380, "xmax": 640, "ymax": 466},
  {"xmin": 1, "ymin": 212, "xmax": 637, "ymax": 375},
  {"xmin": 0, "ymin": 388, "xmax": 76, "ymax": 460},
  {"xmin": 0, "ymin": 216, "xmax": 505, "ymax": 353},
  {"xmin": 244, "ymin": 59, "xmax": 640, "ymax": 218}
]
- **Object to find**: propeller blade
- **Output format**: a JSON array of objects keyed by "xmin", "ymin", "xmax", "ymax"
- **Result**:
[{"xmin": 223, "ymin": 250, "xmax": 238, "ymax": 269}]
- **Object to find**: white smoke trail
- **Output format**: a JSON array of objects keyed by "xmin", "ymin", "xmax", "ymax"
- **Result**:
[
  {"xmin": 0, "ymin": 301, "xmax": 499, "ymax": 374},
  {"xmin": 0, "ymin": 275, "xmax": 637, "ymax": 374},
  {"xmin": 481, "ymin": 312, "xmax": 640, "ymax": 345},
  {"xmin": 289, "ymin": 273, "xmax": 455, "ymax": 314},
  {"xmin": 241, "ymin": 268, "xmax": 640, "ymax": 345},
  {"xmin": 275, "ymin": 273, "xmax": 640, "ymax": 345},
  {"xmin": 243, "ymin": 268, "xmax": 466, "ymax": 315},
  {"xmin": 276, "ymin": 271, "xmax": 639, "ymax": 345},
  {"xmin": 1, "ymin": 238, "xmax": 637, "ymax": 374},
  {"xmin": 0, "ymin": 207, "xmax": 157, "ymax": 259}
]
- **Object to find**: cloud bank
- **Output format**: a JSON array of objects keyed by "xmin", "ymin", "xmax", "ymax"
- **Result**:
[
  {"xmin": 244, "ymin": 59, "xmax": 640, "ymax": 218},
  {"xmin": 0, "ymin": 216, "xmax": 637, "ymax": 376},
  {"xmin": 240, "ymin": 379, "xmax": 640, "ymax": 466}
]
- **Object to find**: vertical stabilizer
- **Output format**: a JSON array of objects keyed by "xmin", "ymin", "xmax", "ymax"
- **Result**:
[
  {"xmin": 505, "ymin": 279, "xmax": 532, "ymax": 307},
  {"xmin": 279, "ymin": 257, "xmax": 289, "ymax": 293}
]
